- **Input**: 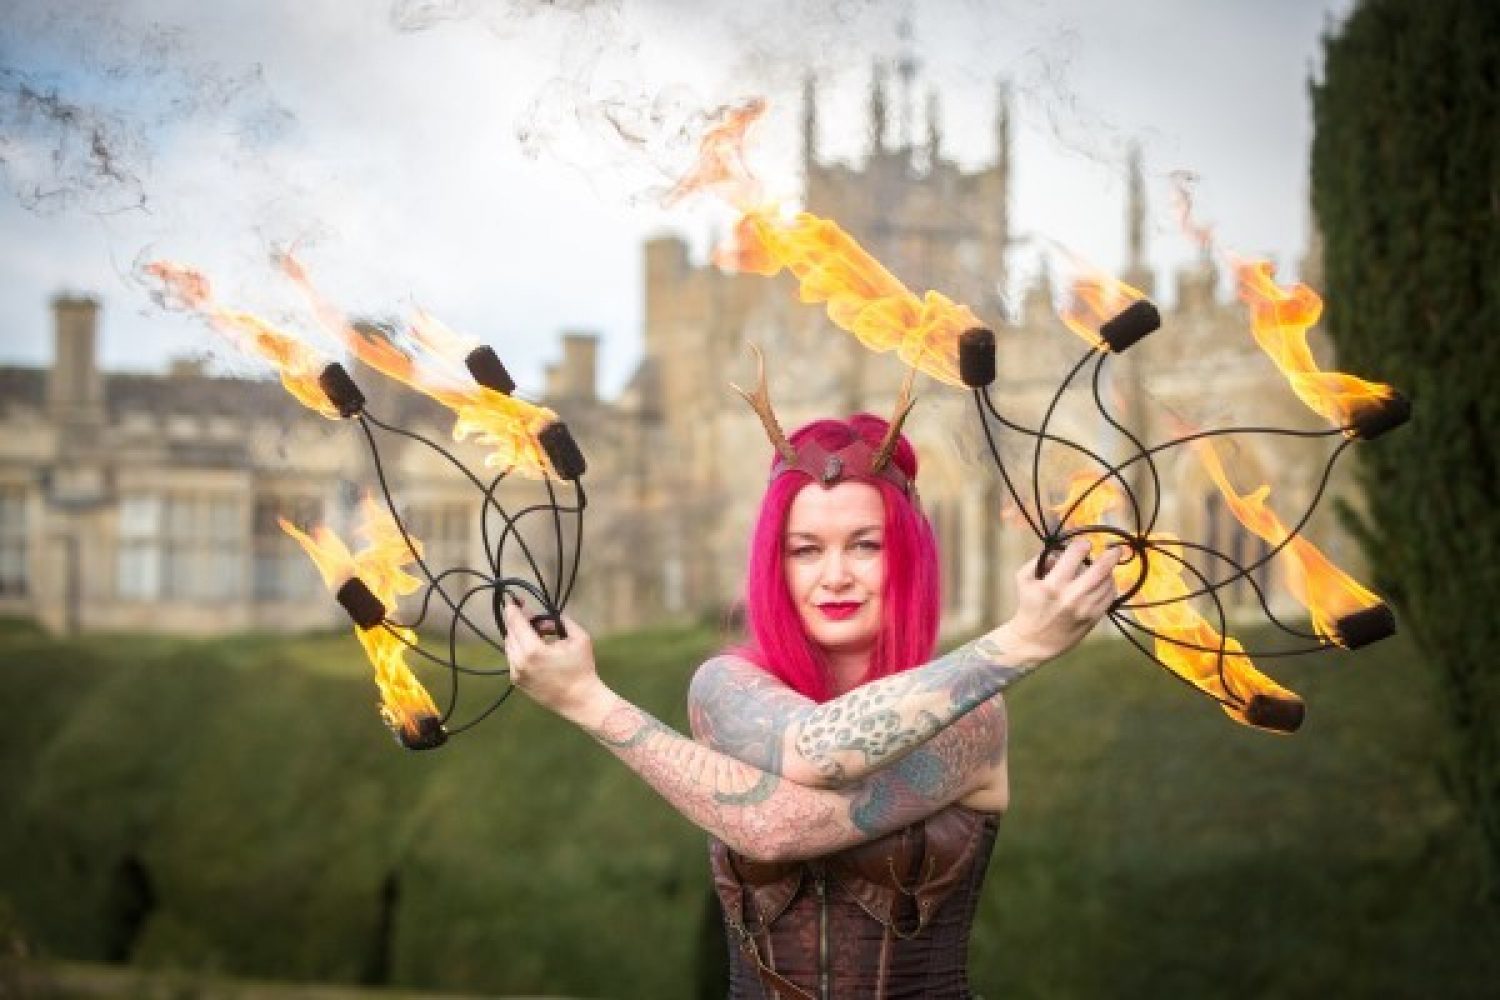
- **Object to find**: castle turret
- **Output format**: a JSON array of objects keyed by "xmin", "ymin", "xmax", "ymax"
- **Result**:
[
  {"xmin": 802, "ymin": 73, "xmax": 819, "ymax": 176},
  {"xmin": 926, "ymin": 89, "xmax": 942, "ymax": 164},
  {"xmin": 557, "ymin": 332, "xmax": 598, "ymax": 403},
  {"xmin": 1023, "ymin": 257, "xmax": 1056, "ymax": 327},
  {"xmin": 994, "ymin": 79, "xmax": 1011, "ymax": 191},
  {"xmin": 976, "ymin": 79, "xmax": 1012, "ymax": 317},
  {"xmin": 1122, "ymin": 143, "xmax": 1156, "ymax": 296},
  {"xmin": 895, "ymin": 16, "xmax": 918, "ymax": 152},
  {"xmin": 1174, "ymin": 246, "xmax": 1221, "ymax": 314}
]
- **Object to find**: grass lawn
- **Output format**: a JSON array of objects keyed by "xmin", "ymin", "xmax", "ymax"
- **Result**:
[{"xmin": 0, "ymin": 615, "xmax": 1494, "ymax": 998}]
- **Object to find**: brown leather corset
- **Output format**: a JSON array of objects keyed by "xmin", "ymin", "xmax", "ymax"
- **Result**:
[{"xmin": 710, "ymin": 805, "xmax": 1000, "ymax": 1000}]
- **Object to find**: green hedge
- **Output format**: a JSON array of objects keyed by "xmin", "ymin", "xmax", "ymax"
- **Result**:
[
  {"xmin": 0, "ymin": 620, "xmax": 1494, "ymax": 997},
  {"xmin": 1311, "ymin": 0, "xmax": 1500, "ymax": 897}
]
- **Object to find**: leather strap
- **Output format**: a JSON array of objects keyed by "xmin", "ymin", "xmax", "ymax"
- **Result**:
[{"xmin": 727, "ymin": 914, "xmax": 816, "ymax": 1000}]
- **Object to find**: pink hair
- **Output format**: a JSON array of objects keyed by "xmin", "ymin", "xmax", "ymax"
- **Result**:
[{"xmin": 734, "ymin": 414, "xmax": 941, "ymax": 702}]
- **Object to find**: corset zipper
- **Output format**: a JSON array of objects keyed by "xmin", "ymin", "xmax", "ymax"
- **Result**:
[{"xmin": 814, "ymin": 867, "xmax": 829, "ymax": 1000}]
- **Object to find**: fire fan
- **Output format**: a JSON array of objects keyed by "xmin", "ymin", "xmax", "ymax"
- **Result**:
[
  {"xmin": 146, "ymin": 259, "xmax": 587, "ymax": 750},
  {"xmin": 954, "ymin": 294, "xmax": 1405, "ymax": 734}
]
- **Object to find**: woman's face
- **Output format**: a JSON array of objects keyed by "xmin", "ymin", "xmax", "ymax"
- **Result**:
[{"xmin": 783, "ymin": 481, "xmax": 886, "ymax": 662}]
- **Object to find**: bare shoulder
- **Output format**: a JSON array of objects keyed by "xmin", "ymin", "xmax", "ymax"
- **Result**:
[
  {"xmin": 686, "ymin": 653, "xmax": 812, "ymax": 744},
  {"xmin": 688, "ymin": 654, "xmax": 809, "ymax": 710},
  {"xmin": 688, "ymin": 652, "xmax": 763, "ymax": 693}
]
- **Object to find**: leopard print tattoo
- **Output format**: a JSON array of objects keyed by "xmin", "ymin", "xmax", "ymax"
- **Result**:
[
  {"xmin": 790, "ymin": 633, "xmax": 1034, "ymax": 781},
  {"xmin": 794, "ymin": 691, "xmax": 943, "ymax": 781}
]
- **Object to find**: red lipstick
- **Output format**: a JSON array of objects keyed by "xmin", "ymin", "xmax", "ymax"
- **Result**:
[{"xmin": 818, "ymin": 602, "xmax": 862, "ymax": 621}]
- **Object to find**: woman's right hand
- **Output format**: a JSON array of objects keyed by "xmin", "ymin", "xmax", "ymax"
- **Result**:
[
  {"xmin": 991, "ymin": 538, "xmax": 1122, "ymax": 666},
  {"xmin": 501, "ymin": 602, "xmax": 610, "ymax": 725}
]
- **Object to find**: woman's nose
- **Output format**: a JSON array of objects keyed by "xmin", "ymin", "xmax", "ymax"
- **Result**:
[{"xmin": 821, "ymin": 551, "xmax": 853, "ymax": 588}]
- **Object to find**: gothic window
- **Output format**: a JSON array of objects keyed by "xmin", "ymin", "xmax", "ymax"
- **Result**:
[
  {"xmin": 0, "ymin": 485, "xmax": 27, "ymax": 597},
  {"xmin": 252, "ymin": 495, "xmax": 322, "ymax": 601}
]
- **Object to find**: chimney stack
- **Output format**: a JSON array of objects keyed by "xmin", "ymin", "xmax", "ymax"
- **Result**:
[
  {"xmin": 559, "ymin": 332, "xmax": 599, "ymax": 403},
  {"xmin": 47, "ymin": 294, "xmax": 104, "ymax": 422}
]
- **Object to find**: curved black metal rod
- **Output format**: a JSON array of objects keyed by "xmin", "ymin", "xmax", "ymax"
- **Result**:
[
  {"xmin": 362, "ymin": 410, "xmax": 566, "ymax": 628},
  {"xmin": 1030, "ymin": 349, "xmax": 1154, "ymax": 540},
  {"xmin": 488, "ymin": 492, "xmax": 586, "ymax": 610},
  {"xmin": 1029, "ymin": 345, "xmax": 1105, "ymax": 527},
  {"xmin": 379, "ymin": 619, "xmax": 510, "ymax": 676},
  {"xmin": 406, "ymin": 566, "xmax": 497, "ymax": 631},
  {"xmin": 441, "ymin": 579, "xmax": 516, "ymax": 721},
  {"xmin": 490, "ymin": 574, "xmax": 568, "ymax": 641},
  {"xmin": 558, "ymin": 479, "xmax": 588, "ymax": 609},
  {"xmin": 362, "ymin": 411, "xmax": 513, "ymax": 523},
  {"xmin": 357, "ymin": 417, "xmax": 507, "ymax": 657},
  {"xmin": 1105, "ymin": 609, "xmax": 1240, "ymax": 710},
  {"xmin": 1164, "ymin": 537, "xmax": 1325, "ymax": 642},
  {"xmin": 479, "ymin": 468, "xmax": 512, "ymax": 577},
  {"xmin": 482, "ymin": 469, "xmax": 558, "ymax": 606},
  {"xmin": 1040, "ymin": 419, "xmax": 1348, "ymax": 587},
  {"xmin": 1033, "ymin": 523, "xmax": 1153, "ymax": 607},
  {"xmin": 1122, "ymin": 434, "xmax": 1356, "ymax": 610},
  {"xmin": 1120, "ymin": 616, "xmax": 1331, "ymax": 659},
  {"xmin": 980, "ymin": 390, "xmax": 1142, "ymax": 544},
  {"xmin": 1128, "ymin": 538, "xmax": 1244, "ymax": 705},
  {"xmin": 973, "ymin": 389, "xmax": 1044, "ymax": 539},
  {"xmin": 1086, "ymin": 349, "xmax": 1162, "ymax": 534},
  {"xmin": 444, "ymin": 683, "xmax": 519, "ymax": 736},
  {"xmin": 1049, "ymin": 422, "xmax": 1347, "ymax": 566},
  {"xmin": 543, "ymin": 475, "xmax": 567, "ymax": 606}
]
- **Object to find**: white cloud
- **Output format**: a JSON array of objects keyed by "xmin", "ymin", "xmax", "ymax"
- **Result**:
[{"xmin": 1, "ymin": 0, "xmax": 1355, "ymax": 395}]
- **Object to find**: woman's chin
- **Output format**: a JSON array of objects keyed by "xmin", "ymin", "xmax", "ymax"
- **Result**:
[{"xmin": 806, "ymin": 622, "xmax": 878, "ymax": 658}]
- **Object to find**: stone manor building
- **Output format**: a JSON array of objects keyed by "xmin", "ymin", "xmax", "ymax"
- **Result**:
[{"xmin": 0, "ymin": 71, "xmax": 1357, "ymax": 638}]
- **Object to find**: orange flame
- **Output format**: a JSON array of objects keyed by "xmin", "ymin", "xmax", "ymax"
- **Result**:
[
  {"xmin": 145, "ymin": 261, "xmax": 340, "ymax": 419},
  {"xmin": 280, "ymin": 496, "xmax": 442, "ymax": 743},
  {"xmin": 1057, "ymin": 477, "xmax": 1302, "ymax": 730},
  {"xmin": 1127, "ymin": 534, "xmax": 1304, "ymax": 731},
  {"xmin": 277, "ymin": 253, "xmax": 561, "ymax": 476},
  {"xmin": 1232, "ymin": 257, "xmax": 1395, "ymax": 433},
  {"xmin": 408, "ymin": 309, "xmax": 480, "ymax": 380},
  {"xmin": 1057, "ymin": 262, "xmax": 1148, "ymax": 350},
  {"xmin": 1051, "ymin": 470, "xmax": 1124, "ymax": 554},
  {"xmin": 1193, "ymin": 438, "xmax": 1381, "ymax": 646},
  {"xmin": 670, "ymin": 99, "xmax": 984, "ymax": 388}
]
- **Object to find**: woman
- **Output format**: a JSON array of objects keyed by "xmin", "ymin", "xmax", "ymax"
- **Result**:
[{"xmin": 503, "ymin": 412, "xmax": 1120, "ymax": 998}]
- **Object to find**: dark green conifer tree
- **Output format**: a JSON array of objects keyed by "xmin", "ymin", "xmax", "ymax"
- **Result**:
[{"xmin": 1311, "ymin": 0, "xmax": 1500, "ymax": 898}]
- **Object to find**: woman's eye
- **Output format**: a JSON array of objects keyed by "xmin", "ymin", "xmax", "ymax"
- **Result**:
[
  {"xmin": 854, "ymin": 540, "xmax": 882, "ymax": 554},
  {"xmin": 789, "ymin": 546, "xmax": 819, "ymax": 559}
]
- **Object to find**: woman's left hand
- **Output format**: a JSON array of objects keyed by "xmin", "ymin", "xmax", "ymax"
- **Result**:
[{"xmin": 501, "ymin": 601, "xmax": 605, "ymax": 722}]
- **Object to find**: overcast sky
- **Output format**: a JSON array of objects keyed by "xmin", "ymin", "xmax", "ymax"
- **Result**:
[{"xmin": 0, "ymin": 0, "xmax": 1354, "ymax": 397}]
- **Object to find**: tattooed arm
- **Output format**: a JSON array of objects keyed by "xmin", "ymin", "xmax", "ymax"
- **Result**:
[
  {"xmin": 688, "ymin": 634, "xmax": 1025, "ymax": 790},
  {"xmin": 690, "ymin": 539, "xmax": 1123, "ymax": 788},
  {"xmin": 580, "ymin": 682, "xmax": 1006, "ymax": 861},
  {"xmin": 501, "ymin": 602, "xmax": 1007, "ymax": 861}
]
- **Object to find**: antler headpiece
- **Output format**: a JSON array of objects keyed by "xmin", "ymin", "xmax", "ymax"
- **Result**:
[{"xmin": 730, "ymin": 344, "xmax": 919, "ymax": 500}]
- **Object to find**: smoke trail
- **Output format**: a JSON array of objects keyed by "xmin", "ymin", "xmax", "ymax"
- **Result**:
[{"xmin": 0, "ymin": 2, "xmax": 297, "ymax": 217}]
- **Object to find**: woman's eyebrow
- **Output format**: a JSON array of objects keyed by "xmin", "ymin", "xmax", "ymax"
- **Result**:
[{"xmin": 785, "ymin": 525, "xmax": 883, "ymax": 541}]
